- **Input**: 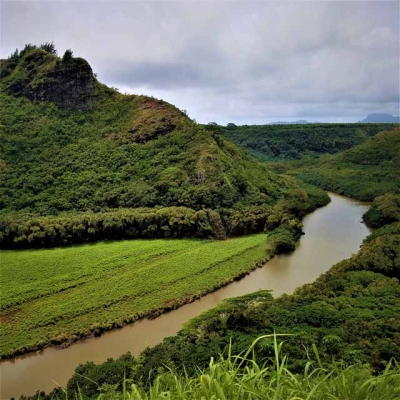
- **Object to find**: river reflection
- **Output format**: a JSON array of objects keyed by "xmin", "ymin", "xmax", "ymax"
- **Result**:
[{"xmin": 0, "ymin": 193, "xmax": 371, "ymax": 399}]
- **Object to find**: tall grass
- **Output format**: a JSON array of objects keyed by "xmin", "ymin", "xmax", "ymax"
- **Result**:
[{"xmin": 42, "ymin": 335, "xmax": 400, "ymax": 400}]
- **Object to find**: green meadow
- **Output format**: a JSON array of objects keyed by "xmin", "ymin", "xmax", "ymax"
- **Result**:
[{"xmin": 0, "ymin": 234, "xmax": 268, "ymax": 358}]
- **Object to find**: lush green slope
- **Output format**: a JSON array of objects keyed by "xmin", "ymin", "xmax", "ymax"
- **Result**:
[
  {"xmin": 0, "ymin": 46, "xmax": 302, "ymax": 216},
  {"xmin": 0, "ymin": 233, "xmax": 275, "ymax": 359},
  {"xmin": 216, "ymin": 122, "xmax": 398, "ymax": 161},
  {"xmin": 0, "ymin": 90, "xmax": 291, "ymax": 214},
  {"xmin": 268, "ymin": 128, "xmax": 400, "ymax": 201},
  {"xmin": 0, "ymin": 45, "xmax": 329, "ymax": 247}
]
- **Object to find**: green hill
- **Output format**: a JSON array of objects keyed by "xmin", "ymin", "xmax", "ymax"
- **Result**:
[
  {"xmin": 0, "ymin": 45, "xmax": 328, "ymax": 247},
  {"xmin": 216, "ymin": 122, "xmax": 398, "ymax": 161},
  {"xmin": 269, "ymin": 128, "xmax": 400, "ymax": 201}
]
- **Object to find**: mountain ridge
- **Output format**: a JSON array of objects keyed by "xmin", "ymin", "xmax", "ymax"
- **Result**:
[
  {"xmin": 0, "ymin": 44, "xmax": 328, "ymax": 246},
  {"xmin": 360, "ymin": 113, "xmax": 400, "ymax": 123}
]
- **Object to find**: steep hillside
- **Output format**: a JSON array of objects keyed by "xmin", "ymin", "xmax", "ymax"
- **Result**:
[
  {"xmin": 269, "ymin": 128, "xmax": 400, "ymax": 201},
  {"xmin": 0, "ymin": 45, "xmax": 328, "ymax": 247},
  {"xmin": 216, "ymin": 122, "xmax": 399, "ymax": 161}
]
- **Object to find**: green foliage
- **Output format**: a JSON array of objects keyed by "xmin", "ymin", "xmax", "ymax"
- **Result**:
[
  {"xmin": 62, "ymin": 49, "xmax": 73, "ymax": 63},
  {"xmin": 0, "ymin": 88, "xmax": 297, "ymax": 215},
  {"xmin": 0, "ymin": 207, "xmax": 215, "ymax": 248},
  {"xmin": 29, "ymin": 336, "xmax": 400, "ymax": 400},
  {"xmin": 39, "ymin": 42, "xmax": 57, "ymax": 55},
  {"xmin": 129, "ymin": 221, "xmax": 399, "ymax": 380},
  {"xmin": 363, "ymin": 194, "xmax": 400, "ymax": 228},
  {"xmin": 0, "ymin": 233, "xmax": 272, "ymax": 358},
  {"xmin": 0, "ymin": 187, "xmax": 329, "ymax": 248},
  {"xmin": 217, "ymin": 122, "xmax": 399, "ymax": 161},
  {"xmin": 266, "ymin": 226, "xmax": 298, "ymax": 253},
  {"xmin": 0, "ymin": 46, "xmax": 330, "ymax": 247},
  {"xmin": 270, "ymin": 128, "xmax": 400, "ymax": 201}
]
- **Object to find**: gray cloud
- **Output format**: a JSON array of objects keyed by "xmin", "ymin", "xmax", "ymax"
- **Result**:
[{"xmin": 1, "ymin": 0, "xmax": 399, "ymax": 123}]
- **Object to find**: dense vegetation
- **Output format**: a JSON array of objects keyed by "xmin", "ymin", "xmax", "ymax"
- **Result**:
[
  {"xmin": 363, "ymin": 194, "xmax": 400, "ymax": 228},
  {"xmin": 268, "ymin": 128, "xmax": 400, "ymax": 201},
  {"xmin": 23, "ymin": 338, "xmax": 400, "ymax": 399},
  {"xmin": 0, "ymin": 184, "xmax": 328, "ymax": 248},
  {"xmin": 23, "ymin": 199, "xmax": 400, "ymax": 399},
  {"xmin": 31, "ymin": 135, "xmax": 399, "ymax": 399},
  {"xmin": 217, "ymin": 122, "xmax": 398, "ymax": 161},
  {"xmin": 0, "ymin": 45, "xmax": 329, "ymax": 247}
]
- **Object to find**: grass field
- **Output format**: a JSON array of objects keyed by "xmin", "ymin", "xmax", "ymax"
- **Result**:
[{"xmin": 0, "ymin": 234, "xmax": 268, "ymax": 358}]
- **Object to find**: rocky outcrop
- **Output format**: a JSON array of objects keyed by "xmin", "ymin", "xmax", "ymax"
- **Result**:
[
  {"xmin": 2, "ymin": 49, "xmax": 97, "ymax": 111},
  {"xmin": 24, "ymin": 57, "xmax": 97, "ymax": 111}
]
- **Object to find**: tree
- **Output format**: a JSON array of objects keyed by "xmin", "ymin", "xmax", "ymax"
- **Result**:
[
  {"xmin": 39, "ymin": 42, "xmax": 57, "ymax": 55},
  {"xmin": 20, "ymin": 44, "xmax": 37, "ymax": 57},
  {"xmin": 8, "ymin": 48, "xmax": 19, "ymax": 62},
  {"xmin": 62, "ymin": 49, "xmax": 73, "ymax": 63}
]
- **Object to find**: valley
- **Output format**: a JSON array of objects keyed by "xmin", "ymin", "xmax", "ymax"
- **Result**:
[
  {"xmin": 1, "ymin": 193, "xmax": 371, "ymax": 398},
  {"xmin": 0, "ymin": 42, "xmax": 399, "ymax": 400}
]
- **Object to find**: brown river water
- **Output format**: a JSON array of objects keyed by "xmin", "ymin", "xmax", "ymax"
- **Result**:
[{"xmin": 0, "ymin": 193, "xmax": 371, "ymax": 399}]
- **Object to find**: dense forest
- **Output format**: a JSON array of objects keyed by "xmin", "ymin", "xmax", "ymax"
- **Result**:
[
  {"xmin": 0, "ymin": 45, "xmax": 328, "ymax": 247},
  {"xmin": 0, "ymin": 183, "xmax": 327, "ymax": 248},
  {"xmin": 217, "ymin": 122, "xmax": 398, "ymax": 161},
  {"xmin": 268, "ymin": 128, "xmax": 400, "ymax": 201}
]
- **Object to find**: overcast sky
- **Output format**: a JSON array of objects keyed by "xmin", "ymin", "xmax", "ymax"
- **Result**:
[{"xmin": 1, "ymin": 1, "xmax": 399, "ymax": 124}]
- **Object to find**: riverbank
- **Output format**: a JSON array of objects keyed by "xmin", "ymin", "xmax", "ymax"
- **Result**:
[
  {"xmin": 0, "ymin": 193, "xmax": 371, "ymax": 399},
  {"xmin": 62, "ymin": 192, "xmax": 400, "ymax": 400},
  {"xmin": 1, "ymin": 234, "xmax": 272, "ymax": 360}
]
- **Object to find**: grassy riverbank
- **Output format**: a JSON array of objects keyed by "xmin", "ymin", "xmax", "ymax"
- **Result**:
[{"xmin": 0, "ymin": 233, "xmax": 277, "ymax": 359}]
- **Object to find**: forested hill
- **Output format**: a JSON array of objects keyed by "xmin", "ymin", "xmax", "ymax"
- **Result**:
[
  {"xmin": 0, "ymin": 44, "xmax": 329, "ymax": 247},
  {"xmin": 216, "ymin": 122, "xmax": 399, "ymax": 161},
  {"xmin": 269, "ymin": 128, "xmax": 400, "ymax": 201}
]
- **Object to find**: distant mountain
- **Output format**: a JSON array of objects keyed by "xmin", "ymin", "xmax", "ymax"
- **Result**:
[
  {"xmin": 269, "ymin": 120, "xmax": 310, "ymax": 125},
  {"xmin": 361, "ymin": 113, "xmax": 400, "ymax": 123}
]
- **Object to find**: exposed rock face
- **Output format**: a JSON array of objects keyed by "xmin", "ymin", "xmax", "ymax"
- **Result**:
[
  {"xmin": 2, "ymin": 50, "xmax": 97, "ymax": 111},
  {"xmin": 24, "ymin": 58, "xmax": 97, "ymax": 111}
]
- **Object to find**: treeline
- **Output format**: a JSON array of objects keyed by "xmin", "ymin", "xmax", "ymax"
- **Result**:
[
  {"xmin": 213, "ymin": 122, "xmax": 399, "ymax": 161},
  {"xmin": 0, "ymin": 187, "xmax": 329, "ymax": 248},
  {"xmin": 0, "ymin": 88, "xmax": 306, "ymax": 215},
  {"xmin": 28, "ymin": 192, "xmax": 400, "ymax": 399}
]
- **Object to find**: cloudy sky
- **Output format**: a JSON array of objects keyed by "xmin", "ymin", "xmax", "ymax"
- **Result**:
[{"xmin": 1, "ymin": 1, "xmax": 399, "ymax": 124}]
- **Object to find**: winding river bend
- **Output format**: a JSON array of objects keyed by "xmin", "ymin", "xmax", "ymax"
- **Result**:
[{"xmin": 1, "ymin": 193, "xmax": 371, "ymax": 399}]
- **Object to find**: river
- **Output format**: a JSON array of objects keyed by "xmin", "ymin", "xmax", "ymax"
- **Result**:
[{"xmin": 0, "ymin": 193, "xmax": 371, "ymax": 399}]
